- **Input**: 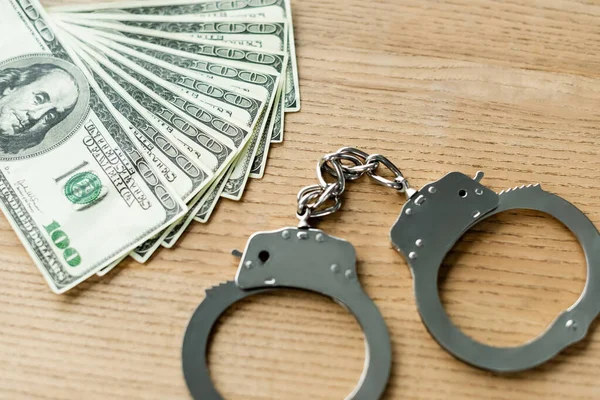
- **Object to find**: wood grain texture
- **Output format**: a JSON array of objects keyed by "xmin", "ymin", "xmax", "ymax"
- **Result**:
[{"xmin": 2, "ymin": 0, "xmax": 600, "ymax": 398}]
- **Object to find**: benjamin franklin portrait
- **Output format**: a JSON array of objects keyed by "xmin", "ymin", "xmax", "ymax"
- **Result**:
[{"xmin": 0, "ymin": 63, "xmax": 80, "ymax": 155}]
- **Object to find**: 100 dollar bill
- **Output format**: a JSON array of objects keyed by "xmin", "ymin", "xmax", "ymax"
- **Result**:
[{"xmin": 0, "ymin": 0, "xmax": 186, "ymax": 292}]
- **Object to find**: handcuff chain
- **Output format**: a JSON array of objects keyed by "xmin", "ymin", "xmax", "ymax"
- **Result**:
[{"xmin": 297, "ymin": 147, "xmax": 413, "ymax": 226}]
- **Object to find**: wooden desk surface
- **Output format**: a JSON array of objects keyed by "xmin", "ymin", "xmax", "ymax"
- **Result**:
[{"xmin": 3, "ymin": 0, "xmax": 600, "ymax": 399}]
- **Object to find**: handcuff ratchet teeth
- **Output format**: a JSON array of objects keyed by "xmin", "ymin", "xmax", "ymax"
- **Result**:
[{"xmin": 390, "ymin": 171, "xmax": 600, "ymax": 373}]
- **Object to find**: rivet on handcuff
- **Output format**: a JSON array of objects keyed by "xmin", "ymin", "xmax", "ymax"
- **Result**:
[{"xmin": 183, "ymin": 147, "xmax": 600, "ymax": 400}]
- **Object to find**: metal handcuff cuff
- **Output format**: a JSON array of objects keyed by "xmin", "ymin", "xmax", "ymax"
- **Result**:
[
  {"xmin": 313, "ymin": 149, "xmax": 600, "ymax": 373},
  {"xmin": 182, "ymin": 148, "xmax": 397, "ymax": 400},
  {"xmin": 390, "ymin": 170, "xmax": 600, "ymax": 373}
]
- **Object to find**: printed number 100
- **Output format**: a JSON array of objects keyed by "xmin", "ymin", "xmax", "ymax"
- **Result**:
[{"xmin": 44, "ymin": 221, "xmax": 82, "ymax": 267}]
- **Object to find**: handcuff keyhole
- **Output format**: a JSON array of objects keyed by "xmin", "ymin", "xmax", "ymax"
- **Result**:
[
  {"xmin": 258, "ymin": 250, "xmax": 270, "ymax": 263},
  {"xmin": 458, "ymin": 189, "xmax": 468, "ymax": 198}
]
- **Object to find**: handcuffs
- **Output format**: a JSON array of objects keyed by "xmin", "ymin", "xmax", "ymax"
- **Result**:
[{"xmin": 183, "ymin": 147, "xmax": 600, "ymax": 400}]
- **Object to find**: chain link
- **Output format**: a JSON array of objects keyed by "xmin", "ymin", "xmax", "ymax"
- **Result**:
[{"xmin": 297, "ymin": 147, "xmax": 412, "ymax": 226}]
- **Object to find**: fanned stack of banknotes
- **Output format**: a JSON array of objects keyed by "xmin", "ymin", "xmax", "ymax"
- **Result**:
[{"xmin": 0, "ymin": 0, "xmax": 298, "ymax": 293}]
